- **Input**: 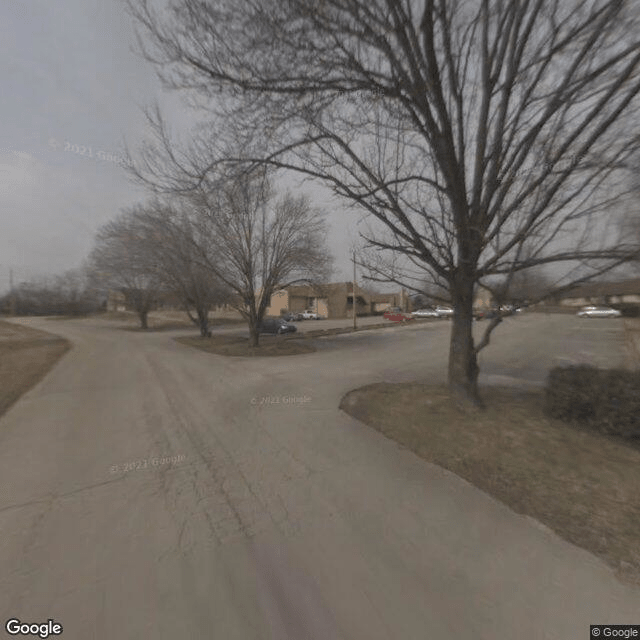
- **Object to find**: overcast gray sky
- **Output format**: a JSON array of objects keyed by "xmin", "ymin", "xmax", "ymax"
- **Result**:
[{"xmin": 0, "ymin": 0, "xmax": 361, "ymax": 294}]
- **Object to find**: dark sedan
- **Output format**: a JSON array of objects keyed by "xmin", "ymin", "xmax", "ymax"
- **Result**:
[{"xmin": 258, "ymin": 318, "xmax": 298, "ymax": 335}]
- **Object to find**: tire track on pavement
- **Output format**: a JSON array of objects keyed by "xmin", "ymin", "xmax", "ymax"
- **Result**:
[{"xmin": 142, "ymin": 352, "xmax": 296, "ymax": 554}]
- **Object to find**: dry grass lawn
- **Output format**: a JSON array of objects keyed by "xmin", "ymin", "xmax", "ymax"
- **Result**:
[
  {"xmin": 303, "ymin": 322, "xmax": 392, "ymax": 338},
  {"xmin": 0, "ymin": 319, "xmax": 71, "ymax": 418},
  {"xmin": 340, "ymin": 382, "xmax": 640, "ymax": 587},
  {"xmin": 96, "ymin": 310, "xmax": 246, "ymax": 332},
  {"xmin": 176, "ymin": 333, "xmax": 316, "ymax": 356}
]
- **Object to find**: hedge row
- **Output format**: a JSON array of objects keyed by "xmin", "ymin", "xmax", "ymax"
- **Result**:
[{"xmin": 544, "ymin": 365, "xmax": 640, "ymax": 440}]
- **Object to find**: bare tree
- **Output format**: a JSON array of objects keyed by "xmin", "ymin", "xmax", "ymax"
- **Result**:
[
  {"xmin": 421, "ymin": 275, "xmax": 452, "ymax": 305},
  {"xmin": 89, "ymin": 213, "xmax": 164, "ymax": 329},
  {"xmin": 497, "ymin": 268, "xmax": 553, "ymax": 306},
  {"xmin": 126, "ymin": 200, "xmax": 233, "ymax": 336},
  {"xmin": 619, "ymin": 176, "xmax": 640, "ymax": 276},
  {"xmin": 128, "ymin": 0, "xmax": 640, "ymax": 405},
  {"xmin": 182, "ymin": 168, "xmax": 334, "ymax": 346},
  {"xmin": 123, "ymin": 126, "xmax": 334, "ymax": 345}
]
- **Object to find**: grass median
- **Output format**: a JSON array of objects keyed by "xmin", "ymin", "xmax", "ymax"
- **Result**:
[
  {"xmin": 340, "ymin": 382, "xmax": 640, "ymax": 587},
  {"xmin": 176, "ymin": 333, "xmax": 317, "ymax": 356},
  {"xmin": 0, "ymin": 319, "xmax": 71, "ymax": 419},
  {"xmin": 176, "ymin": 317, "xmax": 437, "ymax": 355}
]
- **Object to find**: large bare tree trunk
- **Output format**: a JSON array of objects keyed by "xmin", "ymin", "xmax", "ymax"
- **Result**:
[
  {"xmin": 248, "ymin": 317, "xmax": 259, "ymax": 347},
  {"xmin": 448, "ymin": 276, "xmax": 482, "ymax": 408},
  {"xmin": 196, "ymin": 305, "xmax": 210, "ymax": 337}
]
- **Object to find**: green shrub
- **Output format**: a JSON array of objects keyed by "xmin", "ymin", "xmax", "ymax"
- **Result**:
[{"xmin": 544, "ymin": 365, "xmax": 640, "ymax": 440}]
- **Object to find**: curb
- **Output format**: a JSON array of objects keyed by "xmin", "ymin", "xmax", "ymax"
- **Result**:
[
  {"xmin": 301, "ymin": 319, "xmax": 430, "ymax": 339},
  {"xmin": 623, "ymin": 319, "xmax": 640, "ymax": 369}
]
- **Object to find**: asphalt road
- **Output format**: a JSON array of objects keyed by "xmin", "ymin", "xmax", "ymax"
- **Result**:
[{"xmin": 0, "ymin": 313, "xmax": 637, "ymax": 640}]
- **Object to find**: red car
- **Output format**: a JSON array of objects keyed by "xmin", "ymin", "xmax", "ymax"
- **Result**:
[{"xmin": 383, "ymin": 307, "xmax": 414, "ymax": 322}]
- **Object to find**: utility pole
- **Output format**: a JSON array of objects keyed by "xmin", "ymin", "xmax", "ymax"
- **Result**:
[
  {"xmin": 352, "ymin": 251, "xmax": 357, "ymax": 330},
  {"xmin": 9, "ymin": 268, "xmax": 16, "ymax": 316}
]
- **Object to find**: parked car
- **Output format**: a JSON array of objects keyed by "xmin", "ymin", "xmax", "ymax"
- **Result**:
[
  {"xmin": 478, "ymin": 308, "xmax": 500, "ymax": 320},
  {"xmin": 476, "ymin": 305, "xmax": 522, "ymax": 320},
  {"xmin": 383, "ymin": 307, "xmax": 414, "ymax": 322},
  {"xmin": 282, "ymin": 312, "xmax": 303, "ymax": 321},
  {"xmin": 258, "ymin": 318, "xmax": 298, "ymax": 334},
  {"xmin": 434, "ymin": 305, "xmax": 454, "ymax": 318},
  {"xmin": 411, "ymin": 308, "xmax": 440, "ymax": 318},
  {"xmin": 499, "ymin": 304, "xmax": 522, "ymax": 314},
  {"xmin": 299, "ymin": 309, "xmax": 320, "ymax": 320},
  {"xmin": 576, "ymin": 306, "xmax": 621, "ymax": 318}
]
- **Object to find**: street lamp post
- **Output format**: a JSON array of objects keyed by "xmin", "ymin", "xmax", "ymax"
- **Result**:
[{"xmin": 353, "ymin": 251, "xmax": 357, "ymax": 330}]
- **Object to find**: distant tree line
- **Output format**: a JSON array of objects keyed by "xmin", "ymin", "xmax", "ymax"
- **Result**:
[{"xmin": 0, "ymin": 269, "xmax": 104, "ymax": 317}]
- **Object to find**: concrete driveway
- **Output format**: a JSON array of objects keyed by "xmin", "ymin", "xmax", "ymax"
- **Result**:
[{"xmin": 0, "ymin": 313, "xmax": 637, "ymax": 639}]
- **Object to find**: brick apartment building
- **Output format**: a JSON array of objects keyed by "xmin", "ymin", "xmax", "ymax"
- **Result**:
[
  {"xmin": 263, "ymin": 282, "xmax": 411, "ymax": 319},
  {"xmin": 552, "ymin": 278, "xmax": 640, "ymax": 307}
]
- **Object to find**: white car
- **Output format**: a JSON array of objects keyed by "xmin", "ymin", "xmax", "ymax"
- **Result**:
[
  {"xmin": 499, "ymin": 305, "xmax": 522, "ymax": 314},
  {"xmin": 411, "ymin": 308, "xmax": 440, "ymax": 318},
  {"xmin": 435, "ymin": 305, "xmax": 454, "ymax": 318},
  {"xmin": 576, "ymin": 306, "xmax": 621, "ymax": 318},
  {"xmin": 299, "ymin": 310, "xmax": 320, "ymax": 320}
]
